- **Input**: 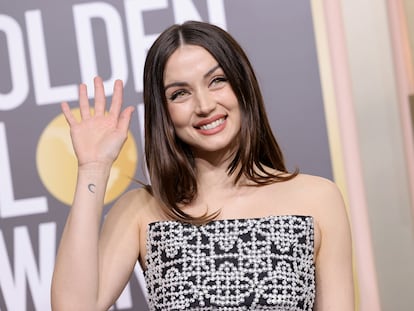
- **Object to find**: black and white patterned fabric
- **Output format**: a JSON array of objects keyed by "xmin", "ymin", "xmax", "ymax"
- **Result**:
[{"xmin": 144, "ymin": 215, "xmax": 315, "ymax": 310}]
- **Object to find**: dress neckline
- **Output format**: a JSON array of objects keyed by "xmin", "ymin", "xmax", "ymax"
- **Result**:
[{"xmin": 147, "ymin": 214, "xmax": 313, "ymax": 228}]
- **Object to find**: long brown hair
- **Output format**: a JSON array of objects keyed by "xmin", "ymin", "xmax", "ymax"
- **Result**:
[{"xmin": 143, "ymin": 21, "xmax": 298, "ymax": 224}]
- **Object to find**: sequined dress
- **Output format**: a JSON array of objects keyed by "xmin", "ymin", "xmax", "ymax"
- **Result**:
[{"xmin": 144, "ymin": 215, "xmax": 315, "ymax": 310}]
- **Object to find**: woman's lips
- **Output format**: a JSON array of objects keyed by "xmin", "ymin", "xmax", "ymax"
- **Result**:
[{"xmin": 194, "ymin": 114, "xmax": 227, "ymax": 129}]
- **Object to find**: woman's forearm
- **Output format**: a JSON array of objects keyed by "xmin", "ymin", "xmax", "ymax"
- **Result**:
[{"xmin": 51, "ymin": 164, "xmax": 111, "ymax": 311}]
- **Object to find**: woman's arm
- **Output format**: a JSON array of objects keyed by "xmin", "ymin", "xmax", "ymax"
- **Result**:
[
  {"xmin": 51, "ymin": 77, "xmax": 137, "ymax": 311},
  {"xmin": 314, "ymin": 178, "xmax": 355, "ymax": 310}
]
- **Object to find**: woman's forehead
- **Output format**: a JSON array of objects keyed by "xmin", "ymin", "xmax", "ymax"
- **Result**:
[{"xmin": 163, "ymin": 45, "xmax": 220, "ymax": 83}]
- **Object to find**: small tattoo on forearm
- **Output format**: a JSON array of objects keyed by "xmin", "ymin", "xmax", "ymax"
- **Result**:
[{"xmin": 88, "ymin": 183, "xmax": 96, "ymax": 193}]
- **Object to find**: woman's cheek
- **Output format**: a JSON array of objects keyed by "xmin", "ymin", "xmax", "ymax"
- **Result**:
[{"xmin": 168, "ymin": 103, "xmax": 193, "ymax": 128}]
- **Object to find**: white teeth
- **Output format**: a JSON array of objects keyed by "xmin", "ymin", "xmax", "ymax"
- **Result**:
[{"xmin": 200, "ymin": 118, "xmax": 225, "ymax": 130}]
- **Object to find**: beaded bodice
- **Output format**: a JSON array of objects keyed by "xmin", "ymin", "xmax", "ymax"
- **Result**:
[{"xmin": 144, "ymin": 215, "xmax": 315, "ymax": 310}]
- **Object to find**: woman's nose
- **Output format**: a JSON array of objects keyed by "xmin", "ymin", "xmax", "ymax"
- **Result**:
[{"xmin": 194, "ymin": 90, "xmax": 216, "ymax": 115}]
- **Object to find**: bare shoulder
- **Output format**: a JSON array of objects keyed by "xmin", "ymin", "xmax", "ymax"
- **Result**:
[
  {"xmin": 279, "ymin": 173, "xmax": 348, "ymax": 227},
  {"xmin": 104, "ymin": 187, "xmax": 162, "ymax": 226},
  {"xmin": 114, "ymin": 187, "xmax": 155, "ymax": 208},
  {"xmin": 289, "ymin": 173, "xmax": 343, "ymax": 200},
  {"xmin": 284, "ymin": 174, "xmax": 351, "ymax": 264},
  {"xmin": 290, "ymin": 173, "xmax": 349, "ymax": 231}
]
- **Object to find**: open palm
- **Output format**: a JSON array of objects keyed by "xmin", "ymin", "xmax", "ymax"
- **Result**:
[{"xmin": 61, "ymin": 77, "xmax": 135, "ymax": 168}]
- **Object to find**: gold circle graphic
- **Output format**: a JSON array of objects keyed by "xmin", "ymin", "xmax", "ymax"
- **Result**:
[{"xmin": 36, "ymin": 108, "xmax": 138, "ymax": 206}]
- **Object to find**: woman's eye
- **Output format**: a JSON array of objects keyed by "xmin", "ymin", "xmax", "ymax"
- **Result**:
[
  {"xmin": 210, "ymin": 76, "xmax": 227, "ymax": 87},
  {"xmin": 169, "ymin": 90, "xmax": 188, "ymax": 101}
]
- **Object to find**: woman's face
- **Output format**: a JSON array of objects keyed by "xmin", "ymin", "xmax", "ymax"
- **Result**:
[{"xmin": 163, "ymin": 44, "xmax": 241, "ymax": 157}]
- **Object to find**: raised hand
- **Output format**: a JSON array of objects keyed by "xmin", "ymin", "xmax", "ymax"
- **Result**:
[{"xmin": 61, "ymin": 76, "xmax": 135, "ymax": 168}]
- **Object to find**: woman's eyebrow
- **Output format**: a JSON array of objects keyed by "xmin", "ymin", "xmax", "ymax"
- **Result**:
[
  {"xmin": 164, "ymin": 81, "xmax": 188, "ymax": 91},
  {"xmin": 164, "ymin": 64, "xmax": 222, "ymax": 91},
  {"xmin": 204, "ymin": 64, "xmax": 221, "ymax": 78}
]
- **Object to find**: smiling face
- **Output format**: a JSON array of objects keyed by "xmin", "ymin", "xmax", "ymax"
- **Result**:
[{"xmin": 164, "ymin": 44, "xmax": 241, "ymax": 157}]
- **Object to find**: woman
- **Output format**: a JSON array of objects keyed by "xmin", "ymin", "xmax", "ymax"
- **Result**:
[{"xmin": 51, "ymin": 21, "xmax": 354, "ymax": 310}]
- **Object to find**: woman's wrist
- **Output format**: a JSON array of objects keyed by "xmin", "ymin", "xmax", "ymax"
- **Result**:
[{"xmin": 77, "ymin": 161, "xmax": 113, "ymax": 174}]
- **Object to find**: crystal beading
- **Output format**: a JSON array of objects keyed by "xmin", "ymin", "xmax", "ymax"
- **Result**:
[{"xmin": 144, "ymin": 215, "xmax": 315, "ymax": 310}]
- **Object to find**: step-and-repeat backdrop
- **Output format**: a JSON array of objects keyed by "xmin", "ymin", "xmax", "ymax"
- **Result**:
[{"xmin": 0, "ymin": 1, "xmax": 331, "ymax": 310}]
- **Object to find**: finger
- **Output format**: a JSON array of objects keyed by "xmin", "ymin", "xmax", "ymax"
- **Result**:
[
  {"xmin": 79, "ymin": 83, "xmax": 91, "ymax": 120},
  {"xmin": 94, "ymin": 76, "xmax": 106, "ymax": 117},
  {"xmin": 109, "ymin": 79, "xmax": 123, "ymax": 118},
  {"xmin": 61, "ymin": 102, "xmax": 77, "ymax": 125},
  {"xmin": 117, "ymin": 106, "xmax": 135, "ymax": 133}
]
